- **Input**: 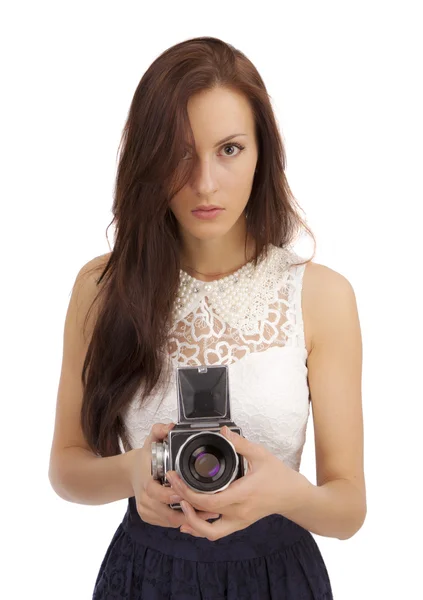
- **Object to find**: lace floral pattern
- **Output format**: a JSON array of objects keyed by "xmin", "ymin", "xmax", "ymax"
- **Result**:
[
  {"xmin": 168, "ymin": 245, "xmax": 306, "ymax": 365},
  {"xmin": 120, "ymin": 247, "xmax": 310, "ymax": 472},
  {"xmin": 171, "ymin": 244, "xmax": 294, "ymax": 334}
]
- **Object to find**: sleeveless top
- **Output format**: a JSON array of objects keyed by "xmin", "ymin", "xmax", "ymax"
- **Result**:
[{"xmin": 119, "ymin": 244, "xmax": 311, "ymax": 472}]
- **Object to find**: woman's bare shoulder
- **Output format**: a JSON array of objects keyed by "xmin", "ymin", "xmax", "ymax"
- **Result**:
[
  {"xmin": 84, "ymin": 251, "xmax": 111, "ymax": 271},
  {"xmin": 76, "ymin": 252, "xmax": 111, "ymax": 283},
  {"xmin": 302, "ymin": 260, "xmax": 357, "ymax": 354},
  {"xmin": 70, "ymin": 252, "xmax": 112, "ymax": 313}
]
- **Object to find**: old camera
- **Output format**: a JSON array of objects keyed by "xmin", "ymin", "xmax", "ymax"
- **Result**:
[{"xmin": 151, "ymin": 365, "xmax": 247, "ymax": 509}]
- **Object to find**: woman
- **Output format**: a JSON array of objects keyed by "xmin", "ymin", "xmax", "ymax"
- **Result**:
[{"xmin": 48, "ymin": 36, "xmax": 366, "ymax": 599}]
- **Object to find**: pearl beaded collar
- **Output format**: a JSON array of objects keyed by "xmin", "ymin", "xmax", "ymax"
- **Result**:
[{"xmin": 171, "ymin": 244, "xmax": 288, "ymax": 327}]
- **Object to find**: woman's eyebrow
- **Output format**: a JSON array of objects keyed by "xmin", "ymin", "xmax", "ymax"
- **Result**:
[
  {"xmin": 213, "ymin": 133, "xmax": 247, "ymax": 147},
  {"xmin": 185, "ymin": 133, "xmax": 247, "ymax": 149}
]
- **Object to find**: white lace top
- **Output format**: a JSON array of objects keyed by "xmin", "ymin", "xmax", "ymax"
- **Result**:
[{"xmin": 120, "ymin": 244, "xmax": 311, "ymax": 472}]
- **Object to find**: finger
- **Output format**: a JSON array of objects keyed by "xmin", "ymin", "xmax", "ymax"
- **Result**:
[
  {"xmin": 166, "ymin": 470, "xmax": 246, "ymax": 512},
  {"xmin": 144, "ymin": 480, "xmax": 221, "ymax": 521},
  {"xmin": 137, "ymin": 500, "xmax": 181, "ymax": 528},
  {"xmin": 152, "ymin": 502, "xmax": 187, "ymax": 529},
  {"xmin": 151, "ymin": 422, "xmax": 175, "ymax": 443},
  {"xmin": 165, "ymin": 505, "xmax": 220, "ymax": 524},
  {"xmin": 140, "ymin": 497, "xmax": 220, "ymax": 529},
  {"xmin": 220, "ymin": 426, "xmax": 265, "ymax": 461},
  {"xmin": 165, "ymin": 471, "xmax": 220, "ymax": 511},
  {"xmin": 179, "ymin": 501, "xmax": 233, "ymax": 541},
  {"xmin": 180, "ymin": 526, "xmax": 202, "ymax": 537},
  {"xmin": 145, "ymin": 478, "xmax": 181, "ymax": 505},
  {"xmin": 143, "ymin": 422, "xmax": 174, "ymax": 448},
  {"xmin": 197, "ymin": 510, "xmax": 222, "ymax": 521}
]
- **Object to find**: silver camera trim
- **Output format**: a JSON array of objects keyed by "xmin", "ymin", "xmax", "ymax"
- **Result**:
[
  {"xmin": 175, "ymin": 430, "xmax": 239, "ymax": 494},
  {"xmin": 151, "ymin": 440, "xmax": 169, "ymax": 482}
]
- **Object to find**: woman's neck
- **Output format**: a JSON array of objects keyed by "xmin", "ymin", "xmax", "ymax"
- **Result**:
[{"xmin": 179, "ymin": 232, "xmax": 257, "ymax": 283}]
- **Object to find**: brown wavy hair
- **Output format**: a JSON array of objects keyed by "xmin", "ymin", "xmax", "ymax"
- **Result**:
[{"xmin": 80, "ymin": 36, "xmax": 316, "ymax": 458}]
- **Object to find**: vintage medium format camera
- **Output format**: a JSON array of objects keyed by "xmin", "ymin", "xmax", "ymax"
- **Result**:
[{"xmin": 151, "ymin": 365, "xmax": 247, "ymax": 509}]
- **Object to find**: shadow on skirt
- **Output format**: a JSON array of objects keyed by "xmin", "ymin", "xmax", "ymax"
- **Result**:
[{"xmin": 92, "ymin": 497, "xmax": 333, "ymax": 599}]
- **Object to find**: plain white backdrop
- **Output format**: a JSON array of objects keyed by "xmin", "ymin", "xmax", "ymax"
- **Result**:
[{"xmin": 2, "ymin": 1, "xmax": 422, "ymax": 598}]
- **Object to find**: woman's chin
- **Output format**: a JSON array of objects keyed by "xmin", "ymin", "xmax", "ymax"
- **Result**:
[
  {"xmin": 199, "ymin": 228, "xmax": 237, "ymax": 242},
  {"xmin": 181, "ymin": 221, "xmax": 233, "ymax": 242}
]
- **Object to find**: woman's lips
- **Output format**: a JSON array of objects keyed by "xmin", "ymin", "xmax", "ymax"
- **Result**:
[{"xmin": 191, "ymin": 208, "xmax": 225, "ymax": 220}]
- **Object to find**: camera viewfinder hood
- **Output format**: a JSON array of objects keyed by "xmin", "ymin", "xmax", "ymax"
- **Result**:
[{"xmin": 176, "ymin": 365, "xmax": 232, "ymax": 425}]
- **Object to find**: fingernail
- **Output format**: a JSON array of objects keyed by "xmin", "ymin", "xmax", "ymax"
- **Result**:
[
  {"xmin": 170, "ymin": 495, "xmax": 182, "ymax": 503},
  {"xmin": 180, "ymin": 501, "xmax": 187, "ymax": 513}
]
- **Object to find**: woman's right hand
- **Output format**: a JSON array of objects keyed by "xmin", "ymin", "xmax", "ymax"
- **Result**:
[{"xmin": 128, "ymin": 422, "xmax": 221, "ymax": 529}]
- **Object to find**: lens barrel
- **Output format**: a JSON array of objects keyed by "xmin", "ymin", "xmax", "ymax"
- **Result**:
[
  {"xmin": 151, "ymin": 441, "xmax": 166, "ymax": 480},
  {"xmin": 175, "ymin": 431, "xmax": 239, "ymax": 493}
]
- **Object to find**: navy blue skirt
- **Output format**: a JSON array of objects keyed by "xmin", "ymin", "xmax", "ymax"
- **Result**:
[{"xmin": 92, "ymin": 496, "xmax": 333, "ymax": 599}]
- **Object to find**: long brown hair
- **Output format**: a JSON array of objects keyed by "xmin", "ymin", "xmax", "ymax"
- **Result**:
[{"xmin": 80, "ymin": 36, "xmax": 316, "ymax": 457}]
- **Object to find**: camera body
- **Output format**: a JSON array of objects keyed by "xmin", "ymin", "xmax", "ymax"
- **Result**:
[{"xmin": 151, "ymin": 365, "xmax": 247, "ymax": 509}]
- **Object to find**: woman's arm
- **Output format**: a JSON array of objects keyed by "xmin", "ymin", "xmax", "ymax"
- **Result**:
[
  {"xmin": 283, "ymin": 263, "xmax": 366, "ymax": 540},
  {"xmin": 48, "ymin": 254, "xmax": 138, "ymax": 505},
  {"xmin": 279, "ymin": 474, "xmax": 366, "ymax": 540},
  {"xmin": 49, "ymin": 446, "xmax": 137, "ymax": 505}
]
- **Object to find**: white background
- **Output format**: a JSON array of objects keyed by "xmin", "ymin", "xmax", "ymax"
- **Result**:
[{"xmin": 2, "ymin": 1, "xmax": 422, "ymax": 598}]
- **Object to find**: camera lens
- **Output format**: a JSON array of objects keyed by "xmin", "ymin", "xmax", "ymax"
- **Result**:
[
  {"xmin": 176, "ymin": 431, "xmax": 238, "ymax": 493},
  {"xmin": 194, "ymin": 450, "xmax": 220, "ymax": 478},
  {"xmin": 190, "ymin": 445, "xmax": 224, "ymax": 480}
]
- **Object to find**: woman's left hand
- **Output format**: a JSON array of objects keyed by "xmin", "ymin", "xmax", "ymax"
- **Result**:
[{"xmin": 165, "ymin": 426, "xmax": 311, "ymax": 541}]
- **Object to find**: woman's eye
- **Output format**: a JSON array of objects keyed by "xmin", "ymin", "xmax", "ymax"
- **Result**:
[
  {"xmin": 220, "ymin": 143, "xmax": 245, "ymax": 157},
  {"xmin": 181, "ymin": 143, "xmax": 245, "ymax": 161}
]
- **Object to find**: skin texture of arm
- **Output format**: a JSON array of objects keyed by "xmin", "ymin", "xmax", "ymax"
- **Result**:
[{"xmin": 281, "ymin": 262, "xmax": 366, "ymax": 539}]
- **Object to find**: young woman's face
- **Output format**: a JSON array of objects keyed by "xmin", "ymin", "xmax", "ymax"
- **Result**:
[{"xmin": 169, "ymin": 87, "xmax": 259, "ymax": 242}]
